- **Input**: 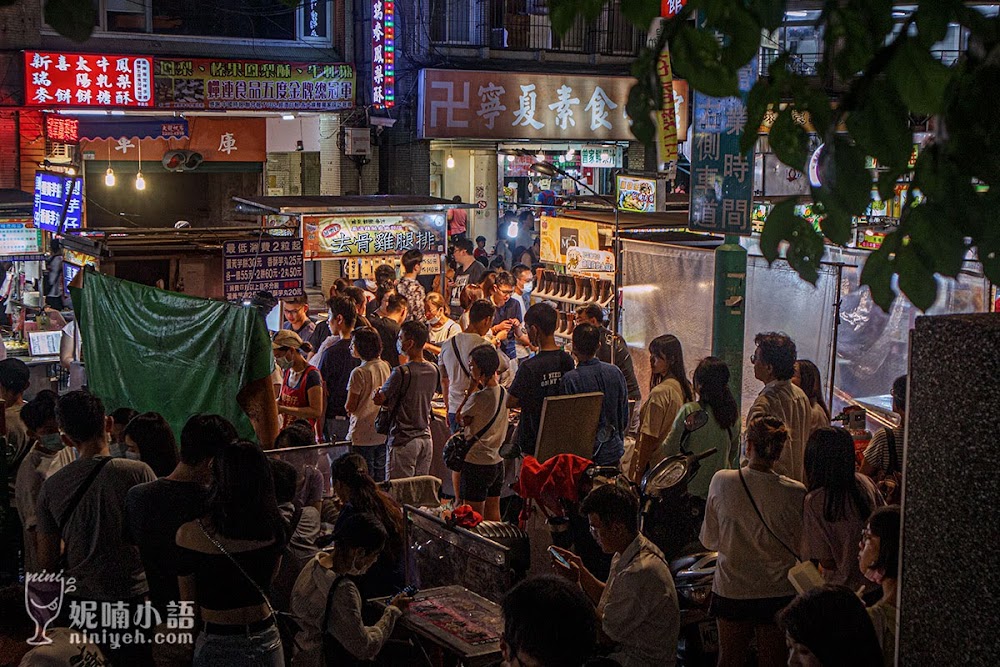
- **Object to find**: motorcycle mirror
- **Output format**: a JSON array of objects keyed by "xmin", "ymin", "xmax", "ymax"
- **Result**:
[{"xmin": 684, "ymin": 410, "xmax": 709, "ymax": 433}]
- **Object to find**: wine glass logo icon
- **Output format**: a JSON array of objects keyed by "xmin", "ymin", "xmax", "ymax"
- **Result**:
[{"xmin": 24, "ymin": 573, "xmax": 66, "ymax": 646}]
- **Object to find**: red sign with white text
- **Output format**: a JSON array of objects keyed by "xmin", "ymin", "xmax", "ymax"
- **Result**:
[
  {"xmin": 25, "ymin": 51, "xmax": 154, "ymax": 108},
  {"xmin": 45, "ymin": 115, "xmax": 79, "ymax": 143},
  {"xmin": 661, "ymin": 0, "xmax": 687, "ymax": 18}
]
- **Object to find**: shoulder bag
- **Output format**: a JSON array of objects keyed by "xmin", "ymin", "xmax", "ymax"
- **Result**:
[
  {"xmin": 57, "ymin": 457, "xmax": 112, "ymax": 532},
  {"xmin": 374, "ymin": 365, "xmax": 410, "ymax": 436},
  {"xmin": 443, "ymin": 387, "xmax": 505, "ymax": 472}
]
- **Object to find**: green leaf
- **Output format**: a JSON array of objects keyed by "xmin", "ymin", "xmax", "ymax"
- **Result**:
[
  {"xmin": 846, "ymin": 87, "xmax": 912, "ymax": 170},
  {"xmin": 44, "ymin": 0, "xmax": 96, "ymax": 42},
  {"xmin": 671, "ymin": 23, "xmax": 739, "ymax": 98},
  {"xmin": 916, "ymin": 0, "xmax": 958, "ymax": 47},
  {"xmin": 888, "ymin": 38, "xmax": 954, "ymax": 115},
  {"xmin": 769, "ymin": 109, "xmax": 809, "ymax": 172},
  {"xmin": 741, "ymin": 81, "xmax": 778, "ymax": 154},
  {"xmin": 860, "ymin": 242, "xmax": 899, "ymax": 312},
  {"xmin": 895, "ymin": 243, "xmax": 938, "ymax": 311},
  {"xmin": 716, "ymin": 6, "xmax": 763, "ymax": 70},
  {"xmin": 0, "ymin": 0, "xmax": 19, "ymax": 6},
  {"xmin": 877, "ymin": 169, "xmax": 904, "ymax": 202},
  {"xmin": 626, "ymin": 84, "xmax": 657, "ymax": 146},
  {"xmin": 759, "ymin": 199, "xmax": 799, "ymax": 263},
  {"xmin": 749, "ymin": 0, "xmax": 787, "ymax": 32},
  {"xmin": 824, "ymin": 136, "xmax": 872, "ymax": 217},
  {"xmin": 814, "ymin": 200, "xmax": 854, "ymax": 247},
  {"xmin": 907, "ymin": 204, "xmax": 967, "ymax": 277},
  {"xmin": 784, "ymin": 219, "xmax": 826, "ymax": 284},
  {"xmin": 619, "ymin": 0, "xmax": 661, "ymax": 30}
]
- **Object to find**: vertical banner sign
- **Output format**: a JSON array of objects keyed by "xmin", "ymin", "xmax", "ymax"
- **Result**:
[
  {"xmin": 656, "ymin": 46, "xmax": 678, "ymax": 180},
  {"xmin": 372, "ymin": 1, "xmax": 396, "ymax": 109},
  {"xmin": 689, "ymin": 20, "xmax": 758, "ymax": 236}
]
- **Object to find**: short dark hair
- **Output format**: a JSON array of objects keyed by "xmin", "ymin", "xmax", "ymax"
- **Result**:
[
  {"xmin": 511, "ymin": 263, "xmax": 531, "ymax": 281},
  {"xmin": 21, "ymin": 390, "xmax": 59, "ymax": 432},
  {"xmin": 111, "ymin": 407, "xmax": 138, "ymax": 426},
  {"xmin": 400, "ymin": 319, "xmax": 429, "ymax": 348},
  {"xmin": 867, "ymin": 505, "xmax": 901, "ymax": 578},
  {"xmin": 754, "ymin": 332, "xmax": 797, "ymax": 380},
  {"xmin": 468, "ymin": 298, "xmax": 495, "ymax": 325},
  {"xmin": 334, "ymin": 511, "xmax": 387, "ymax": 555},
  {"xmin": 493, "ymin": 270, "xmax": 515, "ymax": 288},
  {"xmin": 383, "ymin": 292, "xmax": 405, "ymax": 314},
  {"xmin": 746, "ymin": 415, "xmax": 788, "ymax": 464},
  {"xmin": 891, "ymin": 375, "xmax": 907, "ymax": 412},
  {"xmin": 180, "ymin": 414, "xmax": 238, "ymax": 466},
  {"xmin": 502, "ymin": 576, "xmax": 598, "ymax": 667},
  {"xmin": 269, "ymin": 458, "xmax": 298, "ymax": 504},
  {"xmin": 274, "ymin": 421, "xmax": 315, "ymax": 450},
  {"xmin": 524, "ymin": 302, "xmax": 558, "ymax": 336},
  {"xmin": 777, "ymin": 585, "xmax": 884, "ymax": 666},
  {"xmin": 453, "ymin": 237, "xmax": 474, "ymax": 255},
  {"xmin": 575, "ymin": 303, "xmax": 605, "ymax": 324},
  {"xmin": 470, "ymin": 344, "xmax": 500, "ymax": 378},
  {"xmin": 475, "ymin": 235, "xmax": 486, "ymax": 244},
  {"xmin": 571, "ymin": 323, "xmax": 601, "ymax": 359},
  {"xmin": 352, "ymin": 327, "xmax": 383, "ymax": 361},
  {"xmin": 579, "ymin": 483, "xmax": 639, "ymax": 534},
  {"xmin": 56, "ymin": 391, "xmax": 106, "ymax": 444},
  {"xmin": 342, "ymin": 285, "xmax": 366, "ymax": 309},
  {"xmin": 327, "ymin": 295, "xmax": 357, "ymax": 329},
  {"xmin": 374, "ymin": 263, "xmax": 396, "ymax": 284},
  {"xmin": 0, "ymin": 358, "xmax": 30, "ymax": 395},
  {"xmin": 123, "ymin": 412, "xmax": 178, "ymax": 477},
  {"xmin": 402, "ymin": 248, "xmax": 423, "ymax": 272}
]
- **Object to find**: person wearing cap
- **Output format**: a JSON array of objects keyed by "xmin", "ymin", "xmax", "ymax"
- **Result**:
[
  {"xmin": 273, "ymin": 330, "xmax": 324, "ymax": 440},
  {"xmin": 282, "ymin": 296, "xmax": 316, "ymax": 341}
]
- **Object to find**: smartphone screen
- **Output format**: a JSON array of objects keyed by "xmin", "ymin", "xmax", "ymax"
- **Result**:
[{"xmin": 548, "ymin": 546, "xmax": 571, "ymax": 569}]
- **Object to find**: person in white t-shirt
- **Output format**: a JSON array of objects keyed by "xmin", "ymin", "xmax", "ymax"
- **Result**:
[
  {"xmin": 345, "ymin": 328, "xmax": 392, "ymax": 483},
  {"xmin": 454, "ymin": 344, "xmax": 509, "ymax": 520},
  {"xmin": 423, "ymin": 292, "xmax": 462, "ymax": 358},
  {"xmin": 701, "ymin": 415, "xmax": 807, "ymax": 667}
]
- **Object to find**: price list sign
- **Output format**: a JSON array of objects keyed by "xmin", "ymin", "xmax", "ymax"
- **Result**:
[
  {"xmin": 0, "ymin": 220, "xmax": 43, "ymax": 259},
  {"xmin": 223, "ymin": 238, "xmax": 304, "ymax": 302}
]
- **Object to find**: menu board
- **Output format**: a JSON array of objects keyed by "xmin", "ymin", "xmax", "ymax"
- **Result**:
[
  {"xmin": 0, "ymin": 220, "xmax": 43, "ymax": 259},
  {"xmin": 223, "ymin": 238, "xmax": 304, "ymax": 302}
]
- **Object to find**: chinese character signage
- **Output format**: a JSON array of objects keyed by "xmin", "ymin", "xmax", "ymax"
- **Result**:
[
  {"xmin": 689, "ymin": 54, "xmax": 758, "ymax": 235},
  {"xmin": 420, "ymin": 69, "xmax": 689, "ymax": 141},
  {"xmin": 25, "ymin": 51, "xmax": 153, "ymax": 108},
  {"xmin": 303, "ymin": 214, "xmax": 445, "ymax": 260},
  {"xmin": 45, "ymin": 115, "xmax": 79, "ymax": 143},
  {"xmin": 154, "ymin": 59, "xmax": 354, "ymax": 111},
  {"xmin": 0, "ymin": 219, "xmax": 43, "ymax": 259},
  {"xmin": 33, "ymin": 172, "xmax": 83, "ymax": 233},
  {"xmin": 223, "ymin": 238, "xmax": 304, "ymax": 302},
  {"xmin": 656, "ymin": 47, "xmax": 678, "ymax": 179},
  {"xmin": 661, "ymin": 0, "xmax": 687, "ymax": 18},
  {"xmin": 539, "ymin": 215, "xmax": 600, "ymax": 265},
  {"xmin": 579, "ymin": 146, "xmax": 622, "ymax": 168},
  {"xmin": 83, "ymin": 117, "xmax": 266, "ymax": 163},
  {"xmin": 616, "ymin": 175, "xmax": 664, "ymax": 213},
  {"xmin": 372, "ymin": 1, "xmax": 396, "ymax": 109},
  {"xmin": 566, "ymin": 247, "xmax": 615, "ymax": 276}
]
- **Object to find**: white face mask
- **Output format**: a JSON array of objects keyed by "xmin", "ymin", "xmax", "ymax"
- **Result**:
[
  {"xmin": 397, "ymin": 339, "xmax": 405, "ymax": 355},
  {"xmin": 346, "ymin": 552, "xmax": 376, "ymax": 576},
  {"xmin": 276, "ymin": 356, "xmax": 293, "ymax": 370},
  {"xmin": 124, "ymin": 450, "xmax": 141, "ymax": 461},
  {"xmin": 523, "ymin": 281, "xmax": 533, "ymax": 292},
  {"xmin": 428, "ymin": 314, "xmax": 442, "ymax": 325}
]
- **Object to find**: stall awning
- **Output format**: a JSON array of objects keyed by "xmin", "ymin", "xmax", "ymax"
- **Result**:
[
  {"xmin": 233, "ymin": 195, "xmax": 475, "ymax": 216},
  {"xmin": 76, "ymin": 117, "xmax": 189, "ymax": 140},
  {"xmin": 557, "ymin": 208, "xmax": 692, "ymax": 231}
]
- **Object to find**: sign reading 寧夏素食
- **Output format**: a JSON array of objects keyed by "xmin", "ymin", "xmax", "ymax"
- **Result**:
[
  {"xmin": 418, "ymin": 69, "xmax": 689, "ymax": 141},
  {"xmin": 223, "ymin": 238, "xmax": 304, "ymax": 302},
  {"xmin": 154, "ymin": 58, "xmax": 354, "ymax": 111},
  {"xmin": 303, "ymin": 214, "xmax": 446, "ymax": 260}
]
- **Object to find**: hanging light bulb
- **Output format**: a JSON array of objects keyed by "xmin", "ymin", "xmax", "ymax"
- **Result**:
[
  {"xmin": 135, "ymin": 171, "xmax": 146, "ymax": 190},
  {"xmin": 446, "ymin": 153, "xmax": 455, "ymax": 169},
  {"xmin": 536, "ymin": 152, "xmax": 545, "ymax": 162},
  {"xmin": 506, "ymin": 154, "xmax": 515, "ymax": 162},
  {"xmin": 105, "ymin": 167, "xmax": 116, "ymax": 186}
]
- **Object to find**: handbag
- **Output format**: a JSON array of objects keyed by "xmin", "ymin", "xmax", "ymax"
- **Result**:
[
  {"xmin": 443, "ymin": 387, "xmax": 505, "ymax": 472},
  {"xmin": 374, "ymin": 365, "xmax": 410, "ymax": 436}
]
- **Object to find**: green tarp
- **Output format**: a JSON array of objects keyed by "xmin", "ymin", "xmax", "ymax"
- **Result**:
[{"xmin": 71, "ymin": 270, "xmax": 273, "ymax": 441}]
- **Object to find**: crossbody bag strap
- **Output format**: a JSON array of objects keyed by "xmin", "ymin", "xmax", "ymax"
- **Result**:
[
  {"xmin": 387, "ymin": 365, "xmax": 411, "ymax": 423},
  {"xmin": 469, "ymin": 387, "xmax": 506, "ymax": 444},
  {"xmin": 197, "ymin": 519, "xmax": 276, "ymax": 617},
  {"xmin": 57, "ymin": 457, "xmax": 112, "ymax": 532},
  {"xmin": 452, "ymin": 338, "xmax": 470, "ymax": 379},
  {"xmin": 738, "ymin": 468, "xmax": 800, "ymax": 562}
]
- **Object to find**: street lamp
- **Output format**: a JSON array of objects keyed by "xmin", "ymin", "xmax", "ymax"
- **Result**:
[{"xmin": 529, "ymin": 161, "xmax": 622, "ymax": 363}]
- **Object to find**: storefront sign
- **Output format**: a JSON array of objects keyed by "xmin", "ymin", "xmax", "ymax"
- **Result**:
[
  {"xmin": 616, "ymin": 175, "xmax": 663, "ymax": 213},
  {"xmin": 154, "ymin": 58, "xmax": 354, "ymax": 111},
  {"xmin": 566, "ymin": 247, "xmax": 615, "ymax": 276},
  {"xmin": 689, "ymin": 35, "xmax": 757, "ymax": 236},
  {"xmin": 372, "ymin": 1, "xmax": 396, "ymax": 109},
  {"xmin": 84, "ymin": 117, "xmax": 266, "ymax": 163},
  {"xmin": 223, "ymin": 238, "xmax": 304, "ymax": 301},
  {"xmin": 856, "ymin": 229, "xmax": 887, "ymax": 250},
  {"xmin": 25, "ymin": 51, "xmax": 153, "ymax": 108},
  {"xmin": 33, "ymin": 172, "xmax": 83, "ymax": 233},
  {"xmin": 580, "ymin": 146, "xmax": 622, "ymax": 168},
  {"xmin": 0, "ymin": 220, "xmax": 43, "ymax": 259},
  {"xmin": 420, "ymin": 69, "xmax": 689, "ymax": 141},
  {"xmin": 539, "ymin": 215, "xmax": 599, "ymax": 264},
  {"xmin": 63, "ymin": 248, "xmax": 99, "ymax": 295},
  {"xmin": 303, "ymin": 213, "xmax": 446, "ymax": 260},
  {"xmin": 655, "ymin": 48, "xmax": 678, "ymax": 179},
  {"xmin": 45, "ymin": 115, "xmax": 79, "ymax": 143},
  {"xmin": 661, "ymin": 0, "xmax": 687, "ymax": 17}
]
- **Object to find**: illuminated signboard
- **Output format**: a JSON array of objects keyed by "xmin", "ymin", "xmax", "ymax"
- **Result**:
[
  {"xmin": 372, "ymin": 1, "xmax": 396, "ymax": 109},
  {"xmin": 45, "ymin": 115, "xmax": 79, "ymax": 143},
  {"xmin": 33, "ymin": 172, "xmax": 83, "ymax": 233},
  {"xmin": 661, "ymin": 0, "xmax": 687, "ymax": 18},
  {"xmin": 25, "ymin": 51, "xmax": 153, "ymax": 108}
]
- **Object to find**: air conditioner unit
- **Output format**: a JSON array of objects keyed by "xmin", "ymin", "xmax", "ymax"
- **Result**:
[
  {"xmin": 47, "ymin": 143, "xmax": 73, "ymax": 163},
  {"xmin": 344, "ymin": 128, "xmax": 371, "ymax": 156}
]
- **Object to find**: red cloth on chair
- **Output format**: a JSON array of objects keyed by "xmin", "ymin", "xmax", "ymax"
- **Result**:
[
  {"xmin": 514, "ymin": 454, "xmax": 592, "ymax": 518},
  {"xmin": 450, "ymin": 504, "xmax": 483, "ymax": 529}
]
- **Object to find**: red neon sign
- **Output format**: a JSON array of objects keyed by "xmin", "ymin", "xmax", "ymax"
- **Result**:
[
  {"xmin": 25, "ymin": 51, "xmax": 154, "ymax": 108},
  {"xmin": 372, "ymin": 1, "xmax": 395, "ymax": 109},
  {"xmin": 45, "ymin": 115, "xmax": 79, "ymax": 143}
]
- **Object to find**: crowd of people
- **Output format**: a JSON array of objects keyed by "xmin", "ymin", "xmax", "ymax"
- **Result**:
[{"xmin": 0, "ymin": 238, "xmax": 910, "ymax": 666}]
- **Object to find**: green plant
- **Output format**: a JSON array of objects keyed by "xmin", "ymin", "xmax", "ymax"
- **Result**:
[{"xmin": 551, "ymin": 0, "xmax": 1000, "ymax": 311}]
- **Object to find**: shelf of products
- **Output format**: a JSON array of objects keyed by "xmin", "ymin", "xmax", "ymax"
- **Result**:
[{"xmin": 530, "ymin": 269, "xmax": 614, "ymax": 341}]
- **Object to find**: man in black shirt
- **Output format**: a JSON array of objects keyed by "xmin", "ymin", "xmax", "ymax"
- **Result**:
[
  {"xmin": 575, "ymin": 303, "xmax": 642, "ymax": 433},
  {"xmin": 319, "ymin": 295, "xmax": 361, "ymax": 442},
  {"xmin": 368, "ymin": 292, "xmax": 407, "ymax": 368},
  {"xmin": 450, "ymin": 237, "xmax": 486, "ymax": 318},
  {"xmin": 508, "ymin": 303, "xmax": 575, "ymax": 456}
]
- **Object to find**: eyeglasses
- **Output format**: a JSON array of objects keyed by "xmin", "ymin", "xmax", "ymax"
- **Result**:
[{"xmin": 498, "ymin": 289, "xmax": 514, "ymax": 296}]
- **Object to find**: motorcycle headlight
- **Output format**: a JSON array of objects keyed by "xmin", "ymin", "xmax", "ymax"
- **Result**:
[{"xmin": 680, "ymin": 586, "xmax": 712, "ymax": 606}]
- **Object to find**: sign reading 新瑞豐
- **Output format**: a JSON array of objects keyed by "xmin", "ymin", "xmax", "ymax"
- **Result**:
[
  {"xmin": 25, "ymin": 51, "xmax": 153, "ymax": 107},
  {"xmin": 33, "ymin": 172, "xmax": 83, "ymax": 233},
  {"xmin": 303, "ymin": 213, "xmax": 446, "ymax": 260},
  {"xmin": 154, "ymin": 58, "xmax": 355, "ymax": 111},
  {"xmin": 616, "ymin": 175, "xmax": 663, "ymax": 213},
  {"xmin": 223, "ymin": 238, "xmax": 304, "ymax": 302}
]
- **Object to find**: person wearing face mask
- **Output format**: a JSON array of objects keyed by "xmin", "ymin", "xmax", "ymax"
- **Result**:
[
  {"xmin": 858, "ymin": 505, "xmax": 901, "ymax": 667},
  {"xmin": 289, "ymin": 512, "xmax": 411, "ymax": 666},
  {"xmin": 423, "ymin": 292, "xmax": 461, "ymax": 358},
  {"xmin": 319, "ymin": 296, "xmax": 362, "ymax": 443},
  {"xmin": 122, "ymin": 412, "xmax": 179, "ymax": 477},
  {"xmin": 273, "ymin": 329, "xmax": 324, "ymax": 441},
  {"xmin": 109, "ymin": 407, "xmax": 138, "ymax": 458},
  {"xmin": 13, "ymin": 391, "xmax": 77, "ymax": 572}
]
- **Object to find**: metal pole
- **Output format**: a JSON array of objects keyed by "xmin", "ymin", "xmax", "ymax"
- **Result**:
[
  {"xmin": 711, "ymin": 235, "xmax": 748, "ymax": 413},
  {"xmin": 610, "ymin": 192, "xmax": 620, "ymax": 366},
  {"xmin": 828, "ymin": 263, "xmax": 844, "ymax": 412}
]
